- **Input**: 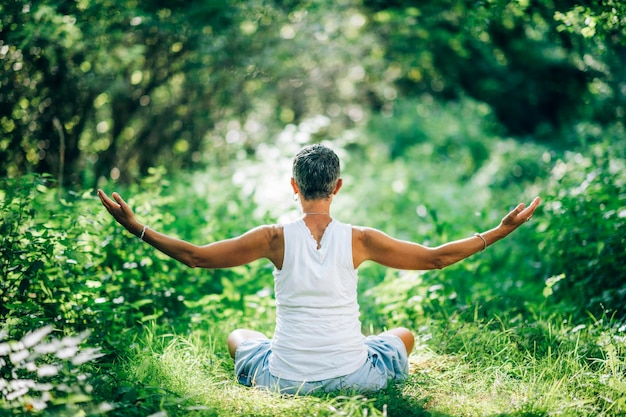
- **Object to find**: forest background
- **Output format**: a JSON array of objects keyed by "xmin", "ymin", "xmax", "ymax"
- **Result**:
[{"xmin": 1, "ymin": 0, "xmax": 625, "ymax": 416}]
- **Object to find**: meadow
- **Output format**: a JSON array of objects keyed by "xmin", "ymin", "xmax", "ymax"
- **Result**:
[
  {"xmin": 2, "ymin": 111, "xmax": 625, "ymax": 415},
  {"xmin": 3, "ymin": 1, "xmax": 626, "ymax": 415}
]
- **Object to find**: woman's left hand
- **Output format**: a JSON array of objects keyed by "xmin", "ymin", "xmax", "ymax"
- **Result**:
[{"xmin": 499, "ymin": 196, "xmax": 541, "ymax": 233}]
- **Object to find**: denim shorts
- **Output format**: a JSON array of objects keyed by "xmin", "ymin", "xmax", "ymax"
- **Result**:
[{"xmin": 234, "ymin": 335, "xmax": 409, "ymax": 395}]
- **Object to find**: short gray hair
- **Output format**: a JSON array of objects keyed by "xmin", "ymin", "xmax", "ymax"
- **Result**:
[{"xmin": 292, "ymin": 144, "xmax": 340, "ymax": 200}]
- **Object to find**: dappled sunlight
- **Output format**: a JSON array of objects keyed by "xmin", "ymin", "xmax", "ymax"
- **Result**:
[
  {"xmin": 123, "ymin": 325, "xmax": 397, "ymax": 416},
  {"xmin": 231, "ymin": 117, "xmax": 335, "ymax": 224},
  {"xmin": 2, "ymin": 0, "xmax": 625, "ymax": 415},
  {"xmin": 405, "ymin": 316, "xmax": 626, "ymax": 417}
]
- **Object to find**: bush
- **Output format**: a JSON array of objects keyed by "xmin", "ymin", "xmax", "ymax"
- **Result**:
[
  {"xmin": 338, "ymin": 108, "xmax": 550, "ymax": 329},
  {"xmin": 537, "ymin": 132, "xmax": 626, "ymax": 320},
  {"xmin": 0, "ymin": 326, "xmax": 109, "ymax": 415},
  {"xmin": 0, "ymin": 169, "xmax": 276, "ymax": 412}
]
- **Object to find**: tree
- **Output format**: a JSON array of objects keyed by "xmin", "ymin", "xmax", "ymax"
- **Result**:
[
  {"xmin": 1, "ymin": 0, "xmax": 391, "ymax": 186},
  {"xmin": 1, "ymin": 0, "xmax": 623, "ymax": 186},
  {"xmin": 362, "ymin": 0, "xmax": 624, "ymax": 142}
]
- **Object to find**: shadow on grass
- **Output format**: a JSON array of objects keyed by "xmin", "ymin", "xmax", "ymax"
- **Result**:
[
  {"xmin": 367, "ymin": 382, "xmax": 548, "ymax": 417},
  {"xmin": 370, "ymin": 383, "xmax": 434, "ymax": 417},
  {"xmin": 305, "ymin": 382, "xmax": 436, "ymax": 417}
]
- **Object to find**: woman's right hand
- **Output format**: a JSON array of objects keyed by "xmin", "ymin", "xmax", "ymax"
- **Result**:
[{"xmin": 97, "ymin": 190, "xmax": 143, "ymax": 236}]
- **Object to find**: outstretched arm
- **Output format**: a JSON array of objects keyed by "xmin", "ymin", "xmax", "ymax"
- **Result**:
[
  {"xmin": 97, "ymin": 190, "xmax": 282, "ymax": 269},
  {"xmin": 353, "ymin": 197, "xmax": 540, "ymax": 270}
]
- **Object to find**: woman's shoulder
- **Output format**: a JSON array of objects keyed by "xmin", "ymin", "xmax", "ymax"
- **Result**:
[
  {"xmin": 350, "ymin": 225, "xmax": 391, "ymax": 247},
  {"xmin": 349, "ymin": 224, "xmax": 378, "ymax": 234},
  {"xmin": 259, "ymin": 223, "xmax": 284, "ymax": 237}
]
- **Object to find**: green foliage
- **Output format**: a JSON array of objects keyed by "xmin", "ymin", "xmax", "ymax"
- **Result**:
[
  {"xmin": 0, "ymin": 167, "xmax": 271, "ymax": 341},
  {"xmin": 536, "ymin": 131, "xmax": 626, "ymax": 319},
  {"xmin": 364, "ymin": 0, "xmax": 623, "ymax": 140},
  {"xmin": 2, "ymin": 0, "xmax": 624, "ymax": 187},
  {"xmin": 407, "ymin": 311, "xmax": 626, "ymax": 416},
  {"xmin": 0, "ymin": 0, "xmax": 391, "ymax": 187},
  {"xmin": 364, "ymin": 95, "xmax": 497, "ymax": 164},
  {"xmin": 0, "ymin": 169, "xmax": 279, "ymax": 413},
  {"xmin": 0, "ymin": 174, "xmax": 98, "ymax": 334},
  {"xmin": 333, "ymin": 97, "xmax": 551, "ymax": 331},
  {"xmin": 1, "ymin": 118, "xmax": 625, "ymax": 415},
  {"xmin": 0, "ymin": 326, "xmax": 109, "ymax": 415},
  {"xmin": 0, "ymin": 2, "xmax": 623, "ymax": 415}
]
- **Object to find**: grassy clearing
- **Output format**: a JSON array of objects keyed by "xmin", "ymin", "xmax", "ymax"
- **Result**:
[
  {"xmin": 117, "ymin": 324, "xmax": 403, "ymax": 417},
  {"xmin": 407, "ymin": 313, "xmax": 626, "ymax": 417},
  {"xmin": 113, "ymin": 313, "xmax": 626, "ymax": 417}
]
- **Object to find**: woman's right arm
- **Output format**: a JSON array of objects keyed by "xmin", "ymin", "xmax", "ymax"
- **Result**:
[{"xmin": 98, "ymin": 190, "xmax": 283, "ymax": 269}]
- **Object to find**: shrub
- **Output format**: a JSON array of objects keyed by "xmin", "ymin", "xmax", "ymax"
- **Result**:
[
  {"xmin": 537, "ymin": 134, "xmax": 626, "ymax": 320},
  {"xmin": 0, "ymin": 169, "xmax": 275, "ymax": 411},
  {"xmin": 0, "ymin": 325, "xmax": 109, "ymax": 415}
]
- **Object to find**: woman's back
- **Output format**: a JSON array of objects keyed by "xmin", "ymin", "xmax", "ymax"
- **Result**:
[{"xmin": 270, "ymin": 218, "xmax": 367, "ymax": 381}]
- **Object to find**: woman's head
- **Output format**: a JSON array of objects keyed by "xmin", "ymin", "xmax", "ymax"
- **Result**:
[{"xmin": 292, "ymin": 144, "xmax": 340, "ymax": 200}]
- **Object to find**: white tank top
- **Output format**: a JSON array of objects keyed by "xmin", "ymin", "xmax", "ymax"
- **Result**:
[{"xmin": 269, "ymin": 219, "xmax": 367, "ymax": 381}]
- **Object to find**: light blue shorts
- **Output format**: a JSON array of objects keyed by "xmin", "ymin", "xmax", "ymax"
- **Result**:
[{"xmin": 234, "ymin": 335, "xmax": 409, "ymax": 395}]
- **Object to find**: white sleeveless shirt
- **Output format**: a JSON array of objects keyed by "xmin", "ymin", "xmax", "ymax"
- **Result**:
[{"xmin": 269, "ymin": 219, "xmax": 367, "ymax": 381}]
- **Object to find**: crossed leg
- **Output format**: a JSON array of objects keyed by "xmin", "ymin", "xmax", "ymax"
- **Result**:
[
  {"xmin": 227, "ymin": 327, "xmax": 415, "ymax": 360},
  {"xmin": 227, "ymin": 329, "xmax": 268, "ymax": 359},
  {"xmin": 380, "ymin": 327, "xmax": 415, "ymax": 355}
]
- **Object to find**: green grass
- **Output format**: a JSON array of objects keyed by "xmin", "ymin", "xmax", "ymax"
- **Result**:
[
  {"xmin": 110, "ymin": 313, "xmax": 626, "ymax": 417},
  {"xmin": 407, "ymin": 314, "xmax": 626, "ymax": 416},
  {"xmin": 117, "ymin": 323, "xmax": 407, "ymax": 417}
]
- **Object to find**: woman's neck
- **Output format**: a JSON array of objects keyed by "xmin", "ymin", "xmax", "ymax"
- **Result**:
[{"xmin": 301, "ymin": 200, "xmax": 331, "ymax": 217}]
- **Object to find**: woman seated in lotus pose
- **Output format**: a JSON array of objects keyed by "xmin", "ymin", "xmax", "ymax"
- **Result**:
[{"xmin": 98, "ymin": 144, "xmax": 540, "ymax": 395}]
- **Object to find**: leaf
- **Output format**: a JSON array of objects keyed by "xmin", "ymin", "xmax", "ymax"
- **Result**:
[
  {"xmin": 140, "ymin": 314, "xmax": 162, "ymax": 322},
  {"xmin": 9, "ymin": 349, "xmax": 29, "ymax": 364},
  {"xmin": 131, "ymin": 299, "xmax": 153, "ymax": 309},
  {"xmin": 37, "ymin": 364, "xmax": 59, "ymax": 377},
  {"xmin": 71, "ymin": 348, "xmax": 105, "ymax": 365},
  {"xmin": 20, "ymin": 325, "xmax": 53, "ymax": 348}
]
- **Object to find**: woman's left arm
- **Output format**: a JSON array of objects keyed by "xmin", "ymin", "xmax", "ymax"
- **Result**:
[
  {"xmin": 354, "ymin": 197, "xmax": 541, "ymax": 270},
  {"xmin": 425, "ymin": 196, "xmax": 541, "ymax": 268}
]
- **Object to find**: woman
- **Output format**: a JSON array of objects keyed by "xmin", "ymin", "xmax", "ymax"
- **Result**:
[{"xmin": 98, "ymin": 144, "xmax": 540, "ymax": 394}]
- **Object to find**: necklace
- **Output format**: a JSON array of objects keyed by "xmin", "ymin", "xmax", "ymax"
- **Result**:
[{"xmin": 303, "ymin": 212, "xmax": 329, "ymax": 215}]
